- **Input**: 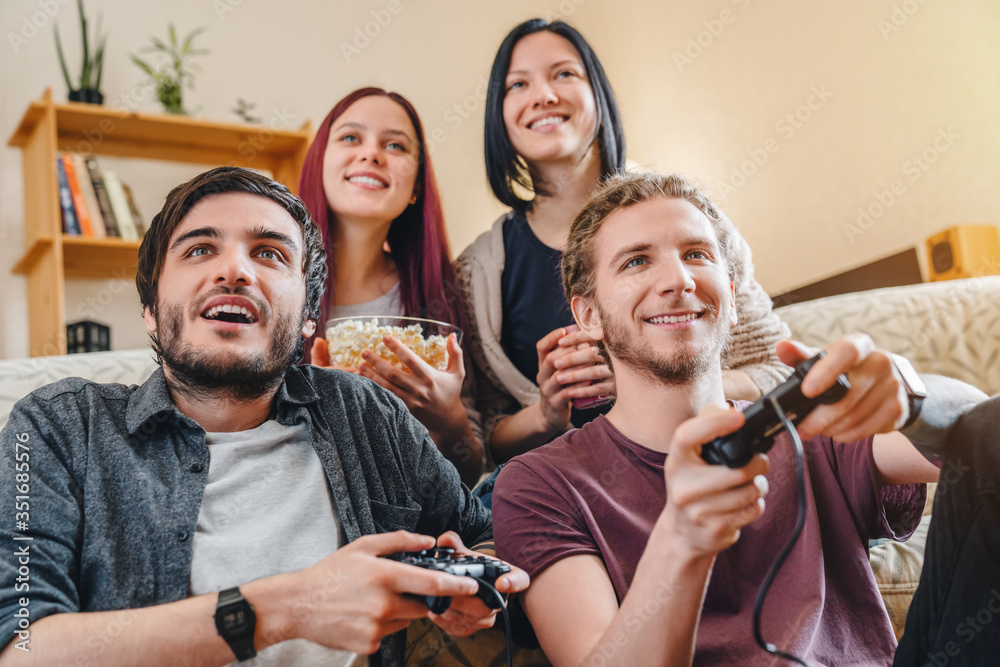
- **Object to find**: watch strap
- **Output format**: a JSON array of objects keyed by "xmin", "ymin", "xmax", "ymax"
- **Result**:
[
  {"xmin": 215, "ymin": 587, "xmax": 257, "ymax": 662},
  {"xmin": 889, "ymin": 353, "xmax": 926, "ymax": 430},
  {"xmin": 902, "ymin": 393, "xmax": 925, "ymax": 430}
]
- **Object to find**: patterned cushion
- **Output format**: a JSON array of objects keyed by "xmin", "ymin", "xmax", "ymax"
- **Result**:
[
  {"xmin": 870, "ymin": 515, "xmax": 931, "ymax": 640},
  {"xmin": 0, "ymin": 348, "xmax": 158, "ymax": 429},
  {"xmin": 775, "ymin": 276, "xmax": 1000, "ymax": 395}
]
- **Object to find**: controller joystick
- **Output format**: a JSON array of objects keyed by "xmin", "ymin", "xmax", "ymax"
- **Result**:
[
  {"xmin": 701, "ymin": 352, "xmax": 851, "ymax": 468},
  {"xmin": 385, "ymin": 548, "xmax": 511, "ymax": 614}
]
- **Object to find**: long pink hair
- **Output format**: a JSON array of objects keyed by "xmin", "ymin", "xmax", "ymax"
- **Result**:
[{"xmin": 299, "ymin": 88, "xmax": 466, "ymax": 354}]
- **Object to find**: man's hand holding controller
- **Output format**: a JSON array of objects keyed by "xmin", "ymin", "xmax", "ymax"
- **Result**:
[
  {"xmin": 659, "ymin": 334, "xmax": 915, "ymax": 564},
  {"xmin": 700, "ymin": 334, "xmax": 918, "ymax": 469},
  {"xmin": 282, "ymin": 530, "xmax": 528, "ymax": 655}
]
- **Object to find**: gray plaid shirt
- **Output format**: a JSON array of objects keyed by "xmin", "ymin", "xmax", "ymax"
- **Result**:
[{"xmin": 0, "ymin": 365, "xmax": 490, "ymax": 666}]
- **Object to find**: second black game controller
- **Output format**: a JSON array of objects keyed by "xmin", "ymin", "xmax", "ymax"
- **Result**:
[
  {"xmin": 701, "ymin": 352, "xmax": 851, "ymax": 468},
  {"xmin": 386, "ymin": 547, "xmax": 511, "ymax": 614}
]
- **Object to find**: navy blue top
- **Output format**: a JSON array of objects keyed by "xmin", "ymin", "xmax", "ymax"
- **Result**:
[{"xmin": 500, "ymin": 210, "xmax": 610, "ymax": 426}]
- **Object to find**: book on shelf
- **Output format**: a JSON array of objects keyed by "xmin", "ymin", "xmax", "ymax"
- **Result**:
[
  {"xmin": 102, "ymin": 171, "xmax": 139, "ymax": 241},
  {"xmin": 60, "ymin": 153, "xmax": 94, "ymax": 237},
  {"xmin": 55, "ymin": 156, "xmax": 81, "ymax": 235},
  {"xmin": 84, "ymin": 156, "xmax": 120, "ymax": 238},
  {"xmin": 69, "ymin": 153, "xmax": 107, "ymax": 238},
  {"xmin": 121, "ymin": 184, "xmax": 145, "ymax": 238}
]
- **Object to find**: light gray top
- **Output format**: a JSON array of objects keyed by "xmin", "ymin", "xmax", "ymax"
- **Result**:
[
  {"xmin": 191, "ymin": 419, "xmax": 365, "ymax": 667},
  {"xmin": 330, "ymin": 283, "xmax": 404, "ymax": 318}
]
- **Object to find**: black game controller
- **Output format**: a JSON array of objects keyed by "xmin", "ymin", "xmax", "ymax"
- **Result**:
[
  {"xmin": 701, "ymin": 352, "xmax": 851, "ymax": 468},
  {"xmin": 386, "ymin": 547, "xmax": 511, "ymax": 614}
]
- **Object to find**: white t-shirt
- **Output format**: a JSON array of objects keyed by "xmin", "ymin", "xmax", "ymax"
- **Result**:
[{"xmin": 189, "ymin": 419, "xmax": 366, "ymax": 667}]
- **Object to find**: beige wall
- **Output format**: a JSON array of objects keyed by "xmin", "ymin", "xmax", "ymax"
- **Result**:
[{"xmin": 2, "ymin": 0, "xmax": 999, "ymax": 359}]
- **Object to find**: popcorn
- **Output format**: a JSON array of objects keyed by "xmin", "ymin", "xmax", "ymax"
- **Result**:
[{"xmin": 325, "ymin": 318, "xmax": 450, "ymax": 371}]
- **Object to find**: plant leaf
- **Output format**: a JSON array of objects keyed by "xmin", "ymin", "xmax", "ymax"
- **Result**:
[
  {"xmin": 181, "ymin": 26, "xmax": 207, "ymax": 55},
  {"xmin": 53, "ymin": 23, "xmax": 74, "ymax": 89},
  {"xmin": 94, "ymin": 36, "xmax": 107, "ymax": 89},
  {"xmin": 130, "ymin": 54, "xmax": 155, "ymax": 77},
  {"xmin": 168, "ymin": 23, "xmax": 177, "ymax": 48},
  {"xmin": 78, "ymin": 0, "xmax": 90, "ymax": 88}
]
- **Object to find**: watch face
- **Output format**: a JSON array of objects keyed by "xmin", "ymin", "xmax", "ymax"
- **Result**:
[
  {"xmin": 890, "ymin": 353, "xmax": 927, "ymax": 397},
  {"xmin": 219, "ymin": 607, "xmax": 252, "ymax": 634}
]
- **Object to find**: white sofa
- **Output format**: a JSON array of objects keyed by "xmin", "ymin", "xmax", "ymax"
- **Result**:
[{"xmin": 0, "ymin": 348, "xmax": 158, "ymax": 430}]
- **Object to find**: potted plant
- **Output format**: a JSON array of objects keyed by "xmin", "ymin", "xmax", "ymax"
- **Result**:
[
  {"xmin": 232, "ymin": 98, "xmax": 262, "ymax": 124},
  {"xmin": 130, "ymin": 24, "xmax": 208, "ymax": 115},
  {"xmin": 54, "ymin": 0, "xmax": 107, "ymax": 104}
]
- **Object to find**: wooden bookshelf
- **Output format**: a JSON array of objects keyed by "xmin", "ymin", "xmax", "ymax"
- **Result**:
[{"xmin": 9, "ymin": 89, "xmax": 313, "ymax": 356}]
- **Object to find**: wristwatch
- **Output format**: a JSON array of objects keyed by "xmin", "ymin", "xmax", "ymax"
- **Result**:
[
  {"xmin": 214, "ymin": 587, "xmax": 257, "ymax": 661},
  {"xmin": 889, "ymin": 353, "xmax": 926, "ymax": 430}
]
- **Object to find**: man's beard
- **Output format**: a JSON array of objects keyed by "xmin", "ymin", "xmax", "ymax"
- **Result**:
[
  {"xmin": 600, "ymin": 302, "xmax": 732, "ymax": 387},
  {"xmin": 154, "ymin": 297, "xmax": 306, "ymax": 402}
]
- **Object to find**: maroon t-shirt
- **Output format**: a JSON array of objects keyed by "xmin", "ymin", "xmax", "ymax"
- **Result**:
[{"xmin": 493, "ymin": 411, "xmax": 925, "ymax": 666}]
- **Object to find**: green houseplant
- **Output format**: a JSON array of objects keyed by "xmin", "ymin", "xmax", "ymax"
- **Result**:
[
  {"xmin": 130, "ymin": 24, "xmax": 208, "ymax": 115},
  {"xmin": 54, "ymin": 0, "xmax": 107, "ymax": 104}
]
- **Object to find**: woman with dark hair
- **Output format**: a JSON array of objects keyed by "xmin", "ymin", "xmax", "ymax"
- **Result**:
[
  {"xmin": 457, "ymin": 19, "xmax": 791, "ymax": 466},
  {"xmin": 300, "ymin": 87, "xmax": 483, "ymax": 485}
]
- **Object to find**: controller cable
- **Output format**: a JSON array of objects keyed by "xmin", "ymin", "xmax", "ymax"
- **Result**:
[
  {"xmin": 472, "ymin": 577, "xmax": 513, "ymax": 667},
  {"xmin": 750, "ymin": 397, "xmax": 811, "ymax": 667}
]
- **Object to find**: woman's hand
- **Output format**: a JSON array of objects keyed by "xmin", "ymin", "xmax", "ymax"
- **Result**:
[
  {"xmin": 359, "ymin": 333, "xmax": 465, "ymax": 430},
  {"xmin": 534, "ymin": 325, "xmax": 615, "ymax": 434},
  {"xmin": 359, "ymin": 334, "xmax": 483, "ymax": 484}
]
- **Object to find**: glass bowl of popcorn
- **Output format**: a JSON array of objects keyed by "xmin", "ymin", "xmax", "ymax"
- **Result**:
[{"xmin": 324, "ymin": 316, "xmax": 462, "ymax": 372}]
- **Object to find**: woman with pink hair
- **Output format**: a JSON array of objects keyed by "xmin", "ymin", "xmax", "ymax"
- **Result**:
[{"xmin": 299, "ymin": 87, "xmax": 483, "ymax": 485}]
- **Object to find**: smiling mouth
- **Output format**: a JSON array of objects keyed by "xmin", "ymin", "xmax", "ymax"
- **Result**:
[
  {"xmin": 528, "ymin": 115, "xmax": 568, "ymax": 130},
  {"xmin": 646, "ymin": 312, "xmax": 703, "ymax": 324},
  {"xmin": 201, "ymin": 304, "xmax": 258, "ymax": 324},
  {"xmin": 347, "ymin": 175, "xmax": 388, "ymax": 188}
]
